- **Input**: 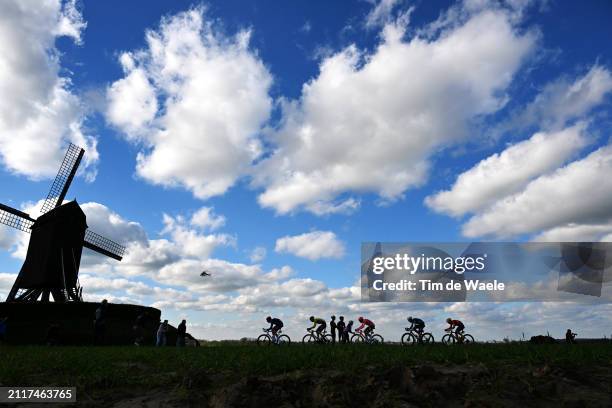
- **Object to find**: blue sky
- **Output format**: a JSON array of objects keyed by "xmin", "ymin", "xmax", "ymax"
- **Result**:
[{"xmin": 1, "ymin": 0, "xmax": 611, "ymax": 340}]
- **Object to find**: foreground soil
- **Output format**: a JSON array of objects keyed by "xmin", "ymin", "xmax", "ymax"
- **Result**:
[{"xmin": 2, "ymin": 343, "xmax": 610, "ymax": 407}]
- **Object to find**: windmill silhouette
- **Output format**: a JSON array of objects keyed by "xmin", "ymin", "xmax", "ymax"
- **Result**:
[{"xmin": 0, "ymin": 143, "xmax": 125, "ymax": 302}]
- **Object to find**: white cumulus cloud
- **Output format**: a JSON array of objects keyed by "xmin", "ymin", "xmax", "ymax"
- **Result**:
[
  {"xmin": 501, "ymin": 65, "xmax": 612, "ymax": 133},
  {"xmin": 275, "ymin": 231, "xmax": 346, "ymax": 260},
  {"xmin": 0, "ymin": 0, "xmax": 98, "ymax": 180},
  {"xmin": 106, "ymin": 7, "xmax": 273, "ymax": 200},
  {"xmin": 190, "ymin": 207, "xmax": 226, "ymax": 231},
  {"xmin": 254, "ymin": 5, "xmax": 536, "ymax": 214},
  {"xmin": 462, "ymin": 144, "xmax": 612, "ymax": 238},
  {"xmin": 425, "ymin": 123, "xmax": 589, "ymax": 217}
]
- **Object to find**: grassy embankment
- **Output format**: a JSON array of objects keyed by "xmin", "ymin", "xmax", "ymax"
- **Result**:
[{"xmin": 1, "ymin": 342, "xmax": 610, "ymax": 389}]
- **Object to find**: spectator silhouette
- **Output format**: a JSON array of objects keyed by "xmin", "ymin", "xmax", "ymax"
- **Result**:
[
  {"xmin": 336, "ymin": 316, "xmax": 346, "ymax": 343},
  {"xmin": 156, "ymin": 319, "xmax": 168, "ymax": 346},
  {"xmin": 93, "ymin": 299, "xmax": 108, "ymax": 345},
  {"xmin": 330, "ymin": 315, "xmax": 337, "ymax": 344},
  {"xmin": 177, "ymin": 319, "xmax": 187, "ymax": 347},
  {"xmin": 0, "ymin": 317, "xmax": 8, "ymax": 343},
  {"xmin": 566, "ymin": 329, "xmax": 577, "ymax": 344},
  {"xmin": 133, "ymin": 312, "xmax": 146, "ymax": 346},
  {"xmin": 46, "ymin": 323, "xmax": 61, "ymax": 346}
]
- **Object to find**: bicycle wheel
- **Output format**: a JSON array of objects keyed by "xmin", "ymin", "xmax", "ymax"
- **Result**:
[
  {"xmin": 420, "ymin": 333, "xmax": 435, "ymax": 344},
  {"xmin": 351, "ymin": 334, "xmax": 364, "ymax": 343},
  {"xmin": 302, "ymin": 333, "xmax": 316, "ymax": 344},
  {"xmin": 371, "ymin": 334, "xmax": 384, "ymax": 344},
  {"xmin": 323, "ymin": 334, "xmax": 333, "ymax": 344},
  {"xmin": 401, "ymin": 332, "xmax": 416, "ymax": 345},
  {"xmin": 257, "ymin": 334, "xmax": 271, "ymax": 346},
  {"xmin": 277, "ymin": 334, "xmax": 291, "ymax": 345},
  {"xmin": 441, "ymin": 333, "xmax": 455, "ymax": 345},
  {"xmin": 462, "ymin": 334, "xmax": 475, "ymax": 344}
]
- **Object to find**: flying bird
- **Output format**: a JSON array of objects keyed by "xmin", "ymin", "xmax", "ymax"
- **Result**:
[{"xmin": 200, "ymin": 270, "xmax": 211, "ymax": 277}]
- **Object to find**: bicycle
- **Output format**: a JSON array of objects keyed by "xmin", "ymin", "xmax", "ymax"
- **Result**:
[
  {"xmin": 302, "ymin": 328, "xmax": 333, "ymax": 344},
  {"xmin": 351, "ymin": 329, "xmax": 384, "ymax": 344},
  {"xmin": 441, "ymin": 329, "xmax": 475, "ymax": 345},
  {"xmin": 257, "ymin": 328, "xmax": 291, "ymax": 346},
  {"xmin": 401, "ymin": 327, "xmax": 435, "ymax": 345}
]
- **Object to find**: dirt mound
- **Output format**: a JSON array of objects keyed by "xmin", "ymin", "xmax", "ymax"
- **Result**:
[
  {"xmin": 60, "ymin": 362, "xmax": 611, "ymax": 407},
  {"xmin": 202, "ymin": 363, "xmax": 610, "ymax": 408}
]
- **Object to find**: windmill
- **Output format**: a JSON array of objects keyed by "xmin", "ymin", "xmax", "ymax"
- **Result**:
[{"xmin": 0, "ymin": 143, "xmax": 125, "ymax": 302}]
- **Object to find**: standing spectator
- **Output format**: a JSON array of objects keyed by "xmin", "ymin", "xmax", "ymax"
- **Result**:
[
  {"xmin": 156, "ymin": 319, "xmax": 168, "ymax": 346},
  {"xmin": 336, "ymin": 316, "xmax": 346, "ymax": 343},
  {"xmin": 0, "ymin": 317, "xmax": 7, "ymax": 343},
  {"xmin": 133, "ymin": 312, "xmax": 145, "ymax": 346},
  {"xmin": 46, "ymin": 323, "xmax": 61, "ymax": 346},
  {"xmin": 330, "ymin": 315, "xmax": 337, "ymax": 344},
  {"xmin": 343, "ymin": 320, "xmax": 354, "ymax": 343},
  {"xmin": 93, "ymin": 299, "xmax": 108, "ymax": 345},
  {"xmin": 176, "ymin": 319, "xmax": 187, "ymax": 347},
  {"xmin": 566, "ymin": 329, "xmax": 577, "ymax": 344}
]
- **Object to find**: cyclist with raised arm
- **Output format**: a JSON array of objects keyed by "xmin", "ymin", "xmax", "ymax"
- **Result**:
[
  {"xmin": 266, "ymin": 316, "xmax": 283, "ymax": 342},
  {"xmin": 445, "ymin": 317, "xmax": 465, "ymax": 340},
  {"xmin": 407, "ymin": 316, "xmax": 425, "ymax": 335},
  {"xmin": 356, "ymin": 316, "xmax": 375, "ymax": 339},
  {"xmin": 308, "ymin": 316, "xmax": 326, "ymax": 339}
]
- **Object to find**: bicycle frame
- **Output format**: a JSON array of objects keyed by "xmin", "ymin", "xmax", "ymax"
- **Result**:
[{"xmin": 355, "ymin": 329, "xmax": 374, "ymax": 343}]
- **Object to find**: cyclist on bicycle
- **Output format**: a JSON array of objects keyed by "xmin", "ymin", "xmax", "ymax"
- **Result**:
[
  {"xmin": 445, "ymin": 317, "xmax": 465, "ymax": 337},
  {"xmin": 266, "ymin": 316, "xmax": 283, "ymax": 341},
  {"xmin": 356, "ymin": 316, "xmax": 375, "ymax": 338},
  {"xmin": 406, "ymin": 316, "xmax": 425, "ymax": 335},
  {"xmin": 308, "ymin": 316, "xmax": 326, "ymax": 337}
]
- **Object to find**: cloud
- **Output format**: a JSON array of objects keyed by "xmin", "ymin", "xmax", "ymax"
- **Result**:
[
  {"xmin": 190, "ymin": 207, "xmax": 226, "ymax": 231},
  {"xmin": 462, "ymin": 144, "xmax": 612, "ymax": 238},
  {"xmin": 249, "ymin": 246, "xmax": 267, "ymax": 263},
  {"xmin": 81, "ymin": 202, "xmax": 148, "ymax": 246},
  {"xmin": 275, "ymin": 231, "xmax": 346, "ymax": 260},
  {"xmin": 0, "ymin": 226, "xmax": 17, "ymax": 251},
  {"xmin": 106, "ymin": 7, "xmax": 273, "ymax": 199},
  {"xmin": 426, "ymin": 123, "xmax": 589, "ymax": 217},
  {"xmin": 500, "ymin": 65, "xmax": 612, "ymax": 133},
  {"xmin": 365, "ymin": 0, "xmax": 404, "ymax": 28},
  {"xmin": 254, "ymin": 4, "xmax": 536, "ymax": 214},
  {"xmin": 0, "ymin": 0, "xmax": 98, "ymax": 180},
  {"xmin": 533, "ymin": 222, "xmax": 612, "ymax": 242},
  {"xmin": 160, "ymin": 213, "xmax": 235, "ymax": 259}
]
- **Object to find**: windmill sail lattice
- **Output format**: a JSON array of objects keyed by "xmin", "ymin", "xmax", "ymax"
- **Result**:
[
  {"xmin": 0, "ymin": 203, "xmax": 34, "ymax": 233},
  {"xmin": 40, "ymin": 143, "xmax": 84, "ymax": 215},
  {"xmin": 84, "ymin": 230, "xmax": 125, "ymax": 261}
]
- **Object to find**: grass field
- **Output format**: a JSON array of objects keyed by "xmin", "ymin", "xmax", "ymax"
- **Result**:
[{"xmin": 1, "ymin": 342, "xmax": 610, "ymax": 388}]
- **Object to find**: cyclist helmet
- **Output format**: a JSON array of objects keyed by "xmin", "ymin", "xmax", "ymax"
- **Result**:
[
  {"xmin": 266, "ymin": 316, "xmax": 271, "ymax": 322},
  {"xmin": 309, "ymin": 316, "xmax": 315, "ymax": 321},
  {"xmin": 446, "ymin": 317, "xmax": 452, "ymax": 323},
  {"xmin": 407, "ymin": 316, "xmax": 413, "ymax": 322},
  {"xmin": 348, "ymin": 320, "xmax": 353, "ymax": 324},
  {"xmin": 358, "ymin": 316, "xmax": 364, "ymax": 322}
]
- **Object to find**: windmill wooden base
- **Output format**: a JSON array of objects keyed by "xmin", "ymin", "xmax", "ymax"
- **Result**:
[{"xmin": 0, "ymin": 302, "xmax": 163, "ymax": 345}]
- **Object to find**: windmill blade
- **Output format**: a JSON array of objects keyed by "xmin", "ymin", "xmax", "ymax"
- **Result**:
[
  {"xmin": 40, "ymin": 143, "xmax": 84, "ymax": 215},
  {"xmin": 0, "ymin": 203, "xmax": 34, "ymax": 233},
  {"xmin": 83, "ymin": 229, "xmax": 125, "ymax": 261}
]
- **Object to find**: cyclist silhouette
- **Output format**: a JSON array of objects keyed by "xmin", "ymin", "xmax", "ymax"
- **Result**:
[
  {"xmin": 308, "ymin": 316, "xmax": 326, "ymax": 337},
  {"xmin": 445, "ymin": 317, "xmax": 465, "ymax": 339},
  {"xmin": 407, "ymin": 316, "xmax": 425, "ymax": 335},
  {"xmin": 266, "ymin": 316, "xmax": 283, "ymax": 341},
  {"xmin": 356, "ymin": 316, "xmax": 375, "ymax": 338}
]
